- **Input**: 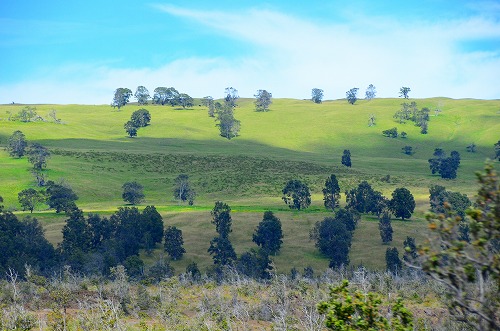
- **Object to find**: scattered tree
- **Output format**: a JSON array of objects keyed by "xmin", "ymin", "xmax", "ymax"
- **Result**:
[
  {"xmin": 130, "ymin": 109, "xmax": 151, "ymax": 127},
  {"xmin": 379, "ymin": 211, "xmax": 393, "ymax": 244},
  {"xmin": 323, "ymin": 174, "xmax": 341, "ymax": 210},
  {"xmin": 26, "ymin": 143, "xmax": 50, "ymax": 170},
  {"xmin": 402, "ymin": 146, "xmax": 413, "ymax": 155},
  {"xmin": 368, "ymin": 114, "xmax": 376, "ymax": 126},
  {"xmin": 45, "ymin": 180, "xmax": 79, "ymax": 213},
  {"xmin": 311, "ymin": 88, "xmax": 324, "ymax": 104},
  {"xmin": 16, "ymin": 106, "xmax": 38, "ymax": 122},
  {"xmin": 282, "ymin": 179, "xmax": 311, "ymax": 210},
  {"xmin": 7, "ymin": 130, "xmax": 28, "ymax": 158},
  {"xmin": 164, "ymin": 226, "xmax": 185, "ymax": 260},
  {"xmin": 346, "ymin": 181, "xmax": 387, "ymax": 215},
  {"xmin": 216, "ymin": 102, "xmax": 240, "ymax": 139},
  {"xmin": 382, "ymin": 127, "xmax": 398, "ymax": 138},
  {"xmin": 224, "ymin": 87, "xmax": 239, "ymax": 108},
  {"xmin": 254, "ymin": 89, "xmax": 272, "ymax": 112},
  {"xmin": 365, "ymin": 84, "xmax": 377, "ymax": 100},
  {"xmin": 399, "ymin": 87, "xmax": 411, "ymax": 99},
  {"xmin": 400, "ymin": 131, "xmax": 407, "ymax": 138},
  {"xmin": 341, "ymin": 149, "xmax": 351, "ymax": 167},
  {"xmin": 389, "ymin": 187, "xmax": 415, "ymax": 220},
  {"xmin": 124, "ymin": 121, "xmax": 138, "ymax": 137},
  {"xmin": 428, "ymin": 149, "xmax": 460, "ymax": 179},
  {"xmin": 252, "ymin": 211, "xmax": 283, "ymax": 255},
  {"xmin": 122, "ymin": 182, "xmax": 145, "ymax": 205},
  {"xmin": 334, "ymin": 207, "xmax": 359, "ymax": 232},
  {"xmin": 208, "ymin": 236, "xmax": 237, "ymax": 266},
  {"xmin": 346, "ymin": 88, "xmax": 359, "ymax": 105},
  {"xmin": 386, "ymin": 247, "xmax": 402, "ymax": 274},
  {"xmin": 202, "ymin": 96, "xmax": 215, "ymax": 117},
  {"xmin": 466, "ymin": 142, "xmax": 476, "ymax": 153},
  {"xmin": 173, "ymin": 174, "xmax": 196, "ymax": 205},
  {"xmin": 236, "ymin": 249, "xmax": 273, "ymax": 279},
  {"xmin": 18, "ymin": 188, "xmax": 44, "ymax": 213},
  {"xmin": 153, "ymin": 87, "xmax": 179, "ymax": 106},
  {"xmin": 310, "ymin": 217, "xmax": 352, "ymax": 268},
  {"xmin": 211, "ymin": 201, "xmax": 232, "ymax": 238},
  {"xmin": 134, "ymin": 86, "xmax": 150, "ymax": 105},
  {"xmin": 112, "ymin": 88, "xmax": 132, "ymax": 110},
  {"xmin": 178, "ymin": 93, "xmax": 194, "ymax": 109}
]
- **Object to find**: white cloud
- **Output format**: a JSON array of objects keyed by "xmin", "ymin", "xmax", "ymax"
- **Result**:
[{"xmin": 1, "ymin": 5, "xmax": 499, "ymax": 104}]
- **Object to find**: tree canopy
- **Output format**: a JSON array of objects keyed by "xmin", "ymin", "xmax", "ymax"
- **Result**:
[
  {"xmin": 282, "ymin": 179, "xmax": 311, "ymax": 210},
  {"xmin": 122, "ymin": 181, "xmax": 145, "ymax": 205},
  {"xmin": 311, "ymin": 88, "xmax": 324, "ymax": 104},
  {"xmin": 252, "ymin": 211, "xmax": 283, "ymax": 255},
  {"xmin": 346, "ymin": 87, "xmax": 359, "ymax": 105},
  {"xmin": 134, "ymin": 86, "xmax": 150, "ymax": 105},
  {"xmin": 389, "ymin": 187, "xmax": 415, "ymax": 220},
  {"xmin": 254, "ymin": 89, "xmax": 272, "ymax": 112},
  {"xmin": 112, "ymin": 88, "xmax": 132, "ymax": 110},
  {"xmin": 323, "ymin": 174, "xmax": 341, "ymax": 210},
  {"xmin": 7, "ymin": 130, "xmax": 28, "ymax": 158}
]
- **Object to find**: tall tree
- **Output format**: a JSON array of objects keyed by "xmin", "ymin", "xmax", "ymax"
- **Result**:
[
  {"xmin": 311, "ymin": 88, "xmax": 324, "ymax": 104},
  {"xmin": 322, "ymin": 174, "xmax": 341, "ymax": 210},
  {"xmin": 140, "ymin": 205, "xmax": 164, "ymax": 247},
  {"xmin": 124, "ymin": 121, "xmax": 138, "ymax": 138},
  {"xmin": 202, "ymin": 96, "xmax": 216, "ymax": 117},
  {"xmin": 178, "ymin": 93, "xmax": 194, "ymax": 109},
  {"xmin": 152, "ymin": 87, "xmax": 169, "ymax": 105},
  {"xmin": 378, "ymin": 211, "xmax": 393, "ymax": 244},
  {"xmin": 341, "ymin": 149, "xmax": 351, "ymax": 167},
  {"xmin": 130, "ymin": 109, "xmax": 151, "ymax": 127},
  {"xmin": 216, "ymin": 103, "xmax": 240, "ymax": 139},
  {"xmin": 399, "ymin": 86, "xmax": 411, "ymax": 99},
  {"xmin": 310, "ymin": 217, "xmax": 352, "ymax": 268},
  {"xmin": 365, "ymin": 84, "xmax": 377, "ymax": 100},
  {"xmin": 134, "ymin": 86, "xmax": 150, "ymax": 105},
  {"xmin": 45, "ymin": 180, "xmax": 79, "ymax": 213},
  {"xmin": 111, "ymin": 88, "xmax": 132, "ymax": 110},
  {"xmin": 208, "ymin": 236, "xmax": 237, "ymax": 266},
  {"xmin": 334, "ymin": 208, "xmax": 359, "ymax": 232},
  {"xmin": 224, "ymin": 87, "xmax": 239, "ymax": 108},
  {"xmin": 164, "ymin": 226, "xmax": 185, "ymax": 260},
  {"xmin": 389, "ymin": 187, "xmax": 415, "ymax": 220},
  {"xmin": 346, "ymin": 87, "xmax": 359, "ymax": 105},
  {"xmin": 252, "ymin": 211, "xmax": 284, "ymax": 255},
  {"xmin": 386, "ymin": 247, "xmax": 402, "ymax": 274},
  {"xmin": 173, "ymin": 174, "xmax": 196, "ymax": 205},
  {"xmin": 7, "ymin": 130, "xmax": 28, "ymax": 158},
  {"xmin": 282, "ymin": 179, "xmax": 311, "ymax": 210},
  {"xmin": 18, "ymin": 188, "xmax": 44, "ymax": 213},
  {"xmin": 26, "ymin": 143, "xmax": 50, "ymax": 170},
  {"xmin": 122, "ymin": 181, "xmax": 145, "ymax": 205},
  {"xmin": 211, "ymin": 201, "xmax": 232, "ymax": 238},
  {"xmin": 254, "ymin": 89, "xmax": 273, "ymax": 112},
  {"xmin": 345, "ymin": 181, "xmax": 387, "ymax": 215}
]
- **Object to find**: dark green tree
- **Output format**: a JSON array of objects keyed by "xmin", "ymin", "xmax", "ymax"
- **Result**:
[
  {"xmin": 45, "ymin": 180, "xmax": 79, "ymax": 213},
  {"xmin": 111, "ymin": 88, "xmax": 132, "ymax": 110},
  {"xmin": 310, "ymin": 217, "xmax": 352, "ymax": 268},
  {"xmin": 164, "ymin": 226, "xmax": 185, "ymax": 260},
  {"xmin": 122, "ymin": 181, "xmax": 145, "ymax": 205},
  {"xmin": 236, "ymin": 249, "xmax": 273, "ymax": 279},
  {"xmin": 173, "ymin": 174, "xmax": 196, "ymax": 205},
  {"xmin": 365, "ymin": 84, "xmax": 376, "ymax": 100},
  {"xmin": 323, "ymin": 174, "xmax": 341, "ymax": 210},
  {"xmin": 26, "ymin": 143, "xmax": 50, "ymax": 170},
  {"xmin": 345, "ymin": 181, "xmax": 387, "ymax": 215},
  {"xmin": 389, "ymin": 187, "xmax": 415, "ymax": 220},
  {"xmin": 252, "ymin": 211, "xmax": 283, "ymax": 255},
  {"xmin": 140, "ymin": 205, "xmax": 164, "ymax": 247},
  {"xmin": 216, "ymin": 103, "xmax": 240, "ymax": 139},
  {"xmin": 211, "ymin": 201, "xmax": 232, "ymax": 238},
  {"xmin": 346, "ymin": 87, "xmax": 359, "ymax": 105},
  {"xmin": 341, "ymin": 149, "xmax": 351, "ymax": 167},
  {"xmin": 254, "ymin": 89, "xmax": 272, "ymax": 112},
  {"xmin": 208, "ymin": 236, "xmax": 237, "ymax": 266},
  {"xmin": 335, "ymin": 208, "xmax": 359, "ymax": 232},
  {"xmin": 386, "ymin": 247, "xmax": 402, "ymax": 274},
  {"xmin": 311, "ymin": 88, "xmax": 324, "ymax": 104},
  {"xmin": 134, "ymin": 86, "xmax": 150, "ymax": 105},
  {"xmin": 399, "ymin": 86, "xmax": 411, "ymax": 99},
  {"xmin": 382, "ymin": 127, "xmax": 398, "ymax": 138},
  {"xmin": 282, "ymin": 179, "xmax": 311, "ymax": 210},
  {"xmin": 124, "ymin": 255, "xmax": 144, "ymax": 279},
  {"xmin": 378, "ymin": 211, "xmax": 393, "ymax": 244},
  {"xmin": 130, "ymin": 108, "xmax": 151, "ymax": 127},
  {"xmin": 402, "ymin": 146, "xmax": 413, "ymax": 155},
  {"xmin": 186, "ymin": 262, "xmax": 201, "ymax": 281},
  {"xmin": 124, "ymin": 121, "xmax": 138, "ymax": 137},
  {"xmin": 7, "ymin": 130, "xmax": 28, "ymax": 158},
  {"xmin": 178, "ymin": 93, "xmax": 194, "ymax": 108},
  {"xmin": 18, "ymin": 188, "xmax": 44, "ymax": 213}
]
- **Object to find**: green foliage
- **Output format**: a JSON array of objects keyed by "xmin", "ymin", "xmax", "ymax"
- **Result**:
[
  {"xmin": 346, "ymin": 181, "xmax": 387, "ymax": 215},
  {"xmin": 399, "ymin": 87, "xmax": 411, "ymax": 99},
  {"xmin": 16, "ymin": 106, "xmax": 38, "ymax": 122},
  {"xmin": 124, "ymin": 120, "xmax": 138, "ymax": 137},
  {"xmin": 428, "ymin": 149, "xmax": 460, "ymax": 179},
  {"xmin": 323, "ymin": 174, "xmax": 341, "ymax": 210},
  {"xmin": 346, "ymin": 88, "xmax": 359, "ymax": 105},
  {"xmin": 7, "ymin": 130, "xmax": 28, "ymax": 158},
  {"xmin": 134, "ymin": 86, "xmax": 150, "ymax": 105},
  {"xmin": 202, "ymin": 96, "xmax": 215, "ymax": 117},
  {"xmin": 211, "ymin": 201, "xmax": 232, "ymax": 238},
  {"xmin": 124, "ymin": 255, "xmax": 144, "ymax": 279},
  {"xmin": 494, "ymin": 140, "xmax": 500, "ymax": 160},
  {"xmin": 208, "ymin": 236, "xmax": 237, "ymax": 266},
  {"xmin": 365, "ymin": 84, "xmax": 376, "ymax": 100},
  {"xmin": 130, "ymin": 108, "xmax": 151, "ymax": 127},
  {"xmin": 164, "ymin": 226, "xmax": 185, "ymax": 260},
  {"xmin": 224, "ymin": 87, "xmax": 239, "ymax": 108},
  {"xmin": 252, "ymin": 211, "xmax": 283, "ymax": 255},
  {"xmin": 282, "ymin": 179, "xmax": 311, "ymax": 210},
  {"xmin": 216, "ymin": 102, "xmax": 240, "ymax": 139},
  {"xmin": 311, "ymin": 88, "xmax": 324, "ymax": 103},
  {"xmin": 341, "ymin": 149, "xmax": 351, "ymax": 167},
  {"xmin": 385, "ymin": 247, "xmax": 402, "ymax": 274},
  {"xmin": 311, "ymin": 217, "xmax": 352, "ymax": 268},
  {"xmin": 178, "ymin": 93, "xmax": 194, "ymax": 109},
  {"xmin": 420, "ymin": 162, "xmax": 500, "ymax": 330},
  {"xmin": 402, "ymin": 236, "xmax": 417, "ymax": 263},
  {"xmin": 335, "ymin": 208, "xmax": 359, "ymax": 232},
  {"xmin": 389, "ymin": 187, "xmax": 415, "ymax": 220},
  {"xmin": 379, "ymin": 211, "xmax": 393, "ymax": 244},
  {"xmin": 402, "ymin": 146, "xmax": 413, "ymax": 155},
  {"xmin": 18, "ymin": 188, "xmax": 44, "ymax": 213},
  {"xmin": 236, "ymin": 248, "xmax": 273, "ymax": 279},
  {"xmin": 26, "ymin": 143, "xmax": 50, "ymax": 170},
  {"xmin": 122, "ymin": 181, "xmax": 144, "ymax": 205},
  {"xmin": 254, "ymin": 89, "xmax": 273, "ymax": 112},
  {"xmin": 318, "ymin": 280, "xmax": 413, "ymax": 330},
  {"xmin": 382, "ymin": 127, "xmax": 398, "ymax": 138},
  {"xmin": 152, "ymin": 87, "xmax": 179, "ymax": 106},
  {"xmin": 429, "ymin": 184, "xmax": 471, "ymax": 218},
  {"xmin": 45, "ymin": 180, "xmax": 79, "ymax": 213},
  {"xmin": 112, "ymin": 88, "xmax": 132, "ymax": 110}
]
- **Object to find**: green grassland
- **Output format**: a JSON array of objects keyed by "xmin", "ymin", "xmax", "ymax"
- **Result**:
[{"xmin": 0, "ymin": 97, "xmax": 498, "ymax": 271}]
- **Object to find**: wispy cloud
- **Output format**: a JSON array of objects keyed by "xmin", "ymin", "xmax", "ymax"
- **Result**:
[{"xmin": 2, "ymin": 4, "xmax": 499, "ymax": 104}]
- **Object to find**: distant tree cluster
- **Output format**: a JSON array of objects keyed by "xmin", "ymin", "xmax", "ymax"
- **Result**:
[
  {"xmin": 112, "ymin": 86, "xmax": 194, "ymax": 110},
  {"xmin": 428, "ymin": 148, "xmax": 461, "ymax": 179},
  {"xmin": 393, "ymin": 101, "xmax": 430, "ymax": 134}
]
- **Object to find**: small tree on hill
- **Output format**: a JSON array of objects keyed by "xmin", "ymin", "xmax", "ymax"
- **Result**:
[
  {"xmin": 7, "ymin": 130, "xmax": 28, "ymax": 158},
  {"xmin": 130, "ymin": 109, "xmax": 151, "ymax": 127},
  {"xmin": 311, "ymin": 88, "xmax": 324, "ymax": 104},
  {"xmin": 346, "ymin": 88, "xmax": 359, "ymax": 105},
  {"xmin": 45, "ymin": 180, "xmax": 79, "ymax": 213},
  {"xmin": 216, "ymin": 103, "xmax": 240, "ymax": 139},
  {"xmin": 386, "ymin": 247, "xmax": 402, "ymax": 274},
  {"xmin": 379, "ymin": 211, "xmax": 393, "ymax": 244},
  {"xmin": 26, "ymin": 143, "xmax": 50, "ymax": 170},
  {"xmin": 173, "ymin": 174, "xmax": 196, "ymax": 205},
  {"xmin": 122, "ymin": 181, "xmax": 145, "ymax": 205},
  {"xmin": 365, "ymin": 84, "xmax": 377, "ymax": 100},
  {"xmin": 112, "ymin": 88, "xmax": 132, "ymax": 110},
  {"xmin": 311, "ymin": 217, "xmax": 352, "ymax": 268},
  {"xmin": 124, "ymin": 121, "xmax": 138, "ymax": 137},
  {"xmin": 282, "ymin": 179, "xmax": 311, "ymax": 210},
  {"xmin": 382, "ymin": 127, "xmax": 398, "ymax": 138},
  {"xmin": 202, "ymin": 96, "xmax": 216, "ymax": 117},
  {"xmin": 341, "ymin": 149, "xmax": 351, "ymax": 167},
  {"xmin": 399, "ymin": 87, "xmax": 411, "ymax": 99},
  {"xmin": 211, "ymin": 201, "xmax": 232, "ymax": 238},
  {"xmin": 323, "ymin": 174, "xmax": 341, "ymax": 210},
  {"xmin": 208, "ymin": 236, "xmax": 237, "ymax": 266},
  {"xmin": 134, "ymin": 86, "xmax": 150, "ymax": 105},
  {"xmin": 389, "ymin": 187, "xmax": 415, "ymax": 220},
  {"xmin": 253, "ymin": 211, "xmax": 283, "ymax": 255},
  {"xmin": 254, "ymin": 89, "xmax": 272, "ymax": 112},
  {"xmin": 18, "ymin": 188, "xmax": 44, "ymax": 213},
  {"xmin": 164, "ymin": 226, "xmax": 185, "ymax": 260}
]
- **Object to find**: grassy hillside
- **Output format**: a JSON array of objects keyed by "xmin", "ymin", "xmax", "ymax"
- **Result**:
[{"xmin": 0, "ymin": 97, "xmax": 498, "ymax": 270}]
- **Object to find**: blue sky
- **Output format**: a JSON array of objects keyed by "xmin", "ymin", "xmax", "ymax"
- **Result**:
[{"xmin": 1, "ymin": 0, "xmax": 499, "ymax": 104}]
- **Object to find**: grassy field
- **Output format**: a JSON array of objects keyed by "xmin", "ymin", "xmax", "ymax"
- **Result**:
[{"xmin": 0, "ymin": 97, "xmax": 498, "ymax": 271}]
